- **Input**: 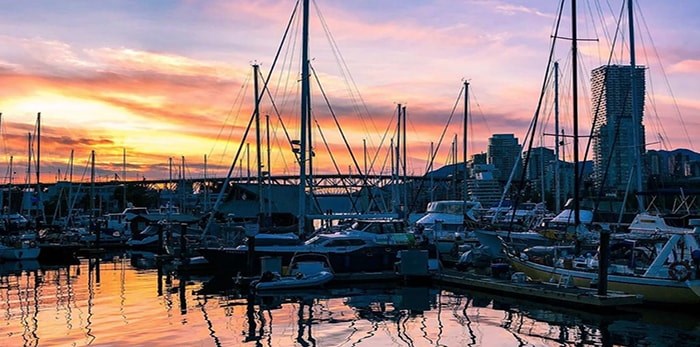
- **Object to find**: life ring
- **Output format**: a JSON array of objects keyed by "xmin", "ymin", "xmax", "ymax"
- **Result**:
[
  {"xmin": 668, "ymin": 262, "xmax": 691, "ymax": 282},
  {"xmin": 29, "ymin": 241, "xmax": 37, "ymax": 248}
]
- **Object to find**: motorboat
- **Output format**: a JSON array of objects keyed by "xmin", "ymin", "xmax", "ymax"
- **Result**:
[
  {"xmin": 0, "ymin": 239, "xmax": 41, "ymax": 260},
  {"xmin": 199, "ymin": 218, "xmax": 418, "ymax": 275},
  {"xmin": 414, "ymin": 200, "xmax": 483, "ymax": 233},
  {"xmin": 253, "ymin": 253, "xmax": 334, "ymax": 291},
  {"xmin": 413, "ymin": 200, "xmax": 482, "ymax": 257}
]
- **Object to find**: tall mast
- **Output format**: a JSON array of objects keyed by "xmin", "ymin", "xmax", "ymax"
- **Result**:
[
  {"xmin": 429, "ymin": 142, "xmax": 434, "ymax": 202},
  {"xmin": 571, "ymin": 0, "xmax": 580, "ymax": 227},
  {"xmin": 363, "ymin": 139, "xmax": 367, "ymax": 176},
  {"xmin": 67, "ymin": 149, "xmax": 73, "ymax": 223},
  {"xmin": 26, "ymin": 132, "xmax": 31, "ymax": 198},
  {"xmin": 266, "ymin": 114, "xmax": 272, "ymax": 217},
  {"xmin": 463, "ymin": 81, "xmax": 469, "ymax": 206},
  {"xmin": 36, "ymin": 113, "xmax": 45, "ymax": 223},
  {"xmin": 168, "ymin": 157, "xmax": 173, "ymax": 189},
  {"xmin": 390, "ymin": 138, "xmax": 396, "ymax": 211},
  {"xmin": 394, "ymin": 104, "xmax": 402, "ymax": 212},
  {"xmin": 402, "ymin": 105, "xmax": 407, "ymax": 214},
  {"xmin": 554, "ymin": 62, "xmax": 561, "ymax": 213},
  {"xmin": 90, "ymin": 150, "xmax": 95, "ymax": 221},
  {"xmin": 8, "ymin": 156, "xmax": 12, "ymax": 214},
  {"xmin": 203, "ymin": 154, "xmax": 209, "ymax": 211},
  {"xmin": 253, "ymin": 63, "xmax": 263, "ymax": 217},
  {"xmin": 122, "ymin": 148, "xmax": 127, "ymax": 210},
  {"xmin": 298, "ymin": 0, "xmax": 310, "ymax": 234},
  {"xmin": 181, "ymin": 155, "xmax": 186, "ymax": 212},
  {"xmin": 628, "ymin": 0, "xmax": 644, "ymax": 211}
]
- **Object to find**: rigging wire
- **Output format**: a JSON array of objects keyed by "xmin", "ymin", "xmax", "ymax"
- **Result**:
[
  {"xmin": 405, "ymin": 86, "xmax": 464, "ymax": 211},
  {"xmin": 310, "ymin": 64, "xmax": 365, "ymax": 211},
  {"xmin": 635, "ymin": 1, "xmax": 692, "ymax": 149},
  {"xmin": 312, "ymin": 0, "xmax": 382, "ymax": 151},
  {"xmin": 505, "ymin": 0, "xmax": 566, "ymax": 217},
  {"xmin": 208, "ymin": 73, "xmax": 250, "ymax": 168}
]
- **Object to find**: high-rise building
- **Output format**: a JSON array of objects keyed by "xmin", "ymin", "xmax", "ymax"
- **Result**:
[
  {"xmin": 487, "ymin": 134, "xmax": 522, "ymax": 181},
  {"xmin": 591, "ymin": 65, "xmax": 646, "ymax": 192}
]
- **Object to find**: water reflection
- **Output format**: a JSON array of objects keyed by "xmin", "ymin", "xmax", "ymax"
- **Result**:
[{"xmin": 0, "ymin": 256, "xmax": 699, "ymax": 346}]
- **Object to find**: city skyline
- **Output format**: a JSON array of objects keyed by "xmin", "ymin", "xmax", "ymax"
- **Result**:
[{"xmin": 0, "ymin": 0, "xmax": 697, "ymax": 182}]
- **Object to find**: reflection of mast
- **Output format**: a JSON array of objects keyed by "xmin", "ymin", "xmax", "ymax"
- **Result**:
[
  {"xmin": 86, "ymin": 258, "xmax": 97, "ymax": 344},
  {"xmin": 245, "ymin": 293, "xmax": 260, "ymax": 343},
  {"xmin": 198, "ymin": 295, "xmax": 222, "ymax": 347},
  {"xmin": 179, "ymin": 274, "xmax": 187, "ymax": 315},
  {"xmin": 31, "ymin": 269, "xmax": 39, "ymax": 344},
  {"xmin": 295, "ymin": 299, "xmax": 313, "ymax": 346},
  {"xmin": 120, "ymin": 255, "xmax": 127, "ymax": 324}
]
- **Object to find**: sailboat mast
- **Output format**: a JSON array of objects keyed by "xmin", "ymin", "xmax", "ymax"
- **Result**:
[
  {"xmin": 571, "ymin": 0, "xmax": 580, "ymax": 227},
  {"xmin": 429, "ymin": 142, "xmax": 434, "ymax": 202},
  {"xmin": 298, "ymin": 0, "xmax": 310, "ymax": 234},
  {"xmin": 203, "ymin": 154, "xmax": 209, "ymax": 211},
  {"xmin": 8, "ymin": 155, "xmax": 12, "ymax": 213},
  {"xmin": 90, "ymin": 150, "xmax": 95, "ymax": 221},
  {"xmin": 554, "ymin": 62, "xmax": 561, "ymax": 213},
  {"xmin": 35, "ymin": 113, "xmax": 40, "ymax": 194},
  {"xmin": 402, "ymin": 105, "xmax": 407, "ymax": 214},
  {"xmin": 395, "ymin": 104, "xmax": 402, "ymax": 212},
  {"xmin": 253, "ymin": 63, "xmax": 263, "ymax": 218},
  {"xmin": 628, "ymin": 0, "xmax": 644, "ymax": 211},
  {"xmin": 26, "ymin": 132, "xmax": 31, "ymax": 195},
  {"xmin": 463, "ymin": 81, "xmax": 469, "ymax": 206},
  {"xmin": 122, "ymin": 148, "xmax": 126, "ymax": 209},
  {"xmin": 390, "ymin": 138, "xmax": 396, "ymax": 211},
  {"xmin": 266, "ymin": 114, "xmax": 272, "ymax": 217}
]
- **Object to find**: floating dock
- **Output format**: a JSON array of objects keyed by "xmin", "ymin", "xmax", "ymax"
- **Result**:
[{"xmin": 434, "ymin": 269, "xmax": 642, "ymax": 308}]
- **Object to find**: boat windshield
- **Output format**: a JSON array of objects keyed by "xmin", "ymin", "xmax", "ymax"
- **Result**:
[
  {"xmin": 350, "ymin": 220, "xmax": 404, "ymax": 234},
  {"xmin": 427, "ymin": 202, "xmax": 464, "ymax": 214}
]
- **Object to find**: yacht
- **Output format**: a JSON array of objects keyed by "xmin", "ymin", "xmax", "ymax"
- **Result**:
[
  {"xmin": 199, "ymin": 218, "xmax": 420, "ymax": 275},
  {"xmin": 413, "ymin": 200, "xmax": 483, "ymax": 259}
]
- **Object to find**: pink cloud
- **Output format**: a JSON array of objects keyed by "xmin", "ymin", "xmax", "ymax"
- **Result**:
[{"xmin": 669, "ymin": 59, "xmax": 700, "ymax": 74}]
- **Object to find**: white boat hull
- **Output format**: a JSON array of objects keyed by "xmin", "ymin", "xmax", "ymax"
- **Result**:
[{"xmin": 254, "ymin": 271, "xmax": 334, "ymax": 291}]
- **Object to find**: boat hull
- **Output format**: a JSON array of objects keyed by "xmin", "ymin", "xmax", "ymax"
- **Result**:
[
  {"xmin": 199, "ymin": 244, "xmax": 412, "ymax": 276},
  {"xmin": 510, "ymin": 257, "xmax": 700, "ymax": 305},
  {"xmin": 0, "ymin": 247, "xmax": 40, "ymax": 260},
  {"xmin": 254, "ymin": 271, "xmax": 334, "ymax": 291}
]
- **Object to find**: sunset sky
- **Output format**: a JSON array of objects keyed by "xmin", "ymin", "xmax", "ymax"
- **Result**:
[{"xmin": 0, "ymin": 0, "xmax": 697, "ymax": 183}]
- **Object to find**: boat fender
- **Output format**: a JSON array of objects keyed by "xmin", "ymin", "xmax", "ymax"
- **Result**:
[
  {"xmin": 29, "ymin": 241, "xmax": 37, "ymax": 248},
  {"xmin": 668, "ymin": 262, "xmax": 691, "ymax": 282}
]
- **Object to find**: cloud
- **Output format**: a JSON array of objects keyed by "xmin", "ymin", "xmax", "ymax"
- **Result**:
[
  {"xmin": 669, "ymin": 59, "xmax": 700, "ymax": 74},
  {"xmin": 495, "ymin": 4, "xmax": 552, "ymax": 18}
]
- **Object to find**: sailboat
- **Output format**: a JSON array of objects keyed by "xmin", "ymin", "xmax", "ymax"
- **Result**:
[
  {"xmin": 504, "ymin": 0, "xmax": 700, "ymax": 305},
  {"xmin": 198, "ymin": 0, "xmax": 421, "ymax": 276}
]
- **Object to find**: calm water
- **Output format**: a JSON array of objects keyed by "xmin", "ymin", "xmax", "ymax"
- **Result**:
[{"xmin": 1, "ymin": 253, "xmax": 699, "ymax": 347}]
